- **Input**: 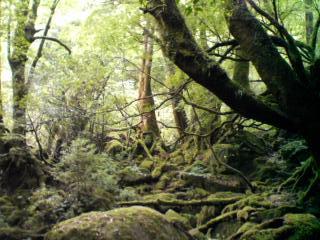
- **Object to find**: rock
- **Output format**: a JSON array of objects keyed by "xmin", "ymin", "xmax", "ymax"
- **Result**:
[{"xmin": 45, "ymin": 206, "xmax": 191, "ymax": 240}]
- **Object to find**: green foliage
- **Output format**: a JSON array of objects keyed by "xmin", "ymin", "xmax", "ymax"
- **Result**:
[
  {"xmin": 24, "ymin": 187, "xmax": 66, "ymax": 228},
  {"xmin": 280, "ymin": 140, "xmax": 310, "ymax": 164},
  {"xmin": 118, "ymin": 187, "xmax": 139, "ymax": 201},
  {"xmin": 54, "ymin": 138, "xmax": 119, "ymax": 196}
]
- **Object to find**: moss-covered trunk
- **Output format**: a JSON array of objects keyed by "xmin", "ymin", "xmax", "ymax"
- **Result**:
[{"xmin": 8, "ymin": 0, "xmax": 40, "ymax": 136}]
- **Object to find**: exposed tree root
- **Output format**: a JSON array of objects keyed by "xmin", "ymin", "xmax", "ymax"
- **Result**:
[
  {"xmin": 277, "ymin": 157, "xmax": 320, "ymax": 201},
  {"xmin": 190, "ymin": 210, "xmax": 238, "ymax": 235},
  {"xmin": 119, "ymin": 195, "xmax": 243, "ymax": 208}
]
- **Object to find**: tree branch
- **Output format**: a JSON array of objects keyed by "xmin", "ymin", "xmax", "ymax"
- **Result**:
[
  {"xmin": 32, "ymin": 36, "xmax": 71, "ymax": 54},
  {"xmin": 145, "ymin": 0, "xmax": 296, "ymax": 132},
  {"xmin": 245, "ymin": 0, "xmax": 308, "ymax": 84}
]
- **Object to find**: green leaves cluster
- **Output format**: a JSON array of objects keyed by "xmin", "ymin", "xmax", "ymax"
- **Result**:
[{"xmin": 54, "ymin": 138, "xmax": 119, "ymax": 195}]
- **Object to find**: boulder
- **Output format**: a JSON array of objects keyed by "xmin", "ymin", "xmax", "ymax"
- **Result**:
[{"xmin": 45, "ymin": 206, "xmax": 192, "ymax": 240}]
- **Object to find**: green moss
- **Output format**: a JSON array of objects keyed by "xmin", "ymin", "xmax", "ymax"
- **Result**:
[
  {"xmin": 45, "ymin": 206, "xmax": 190, "ymax": 240},
  {"xmin": 223, "ymin": 194, "xmax": 272, "ymax": 213},
  {"xmin": 183, "ymin": 160, "xmax": 208, "ymax": 175},
  {"xmin": 155, "ymin": 174, "xmax": 171, "ymax": 190},
  {"xmin": 143, "ymin": 193, "xmax": 177, "ymax": 202},
  {"xmin": 238, "ymin": 214, "xmax": 320, "ymax": 240},
  {"xmin": 197, "ymin": 206, "xmax": 217, "ymax": 225},
  {"xmin": 151, "ymin": 164, "xmax": 165, "ymax": 178},
  {"xmin": 237, "ymin": 206, "xmax": 256, "ymax": 221},
  {"xmin": 139, "ymin": 159, "xmax": 154, "ymax": 170},
  {"xmin": 186, "ymin": 188, "xmax": 210, "ymax": 199},
  {"xmin": 119, "ymin": 166, "xmax": 148, "ymax": 184},
  {"xmin": 0, "ymin": 227, "xmax": 36, "ymax": 240},
  {"xmin": 284, "ymin": 213, "xmax": 320, "ymax": 240},
  {"xmin": 255, "ymin": 206, "xmax": 302, "ymax": 222},
  {"xmin": 237, "ymin": 222, "xmax": 258, "ymax": 234},
  {"xmin": 105, "ymin": 140, "xmax": 123, "ymax": 154},
  {"xmin": 165, "ymin": 209, "xmax": 191, "ymax": 229}
]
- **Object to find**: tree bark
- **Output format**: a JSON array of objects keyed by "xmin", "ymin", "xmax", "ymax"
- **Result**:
[
  {"xmin": 0, "ymin": 41, "xmax": 4, "ymax": 132},
  {"xmin": 305, "ymin": 0, "xmax": 314, "ymax": 44},
  {"xmin": 166, "ymin": 63, "xmax": 188, "ymax": 137},
  {"xmin": 233, "ymin": 49, "xmax": 250, "ymax": 90},
  {"xmin": 8, "ymin": 0, "xmax": 40, "ymax": 136},
  {"xmin": 138, "ymin": 24, "xmax": 160, "ymax": 138}
]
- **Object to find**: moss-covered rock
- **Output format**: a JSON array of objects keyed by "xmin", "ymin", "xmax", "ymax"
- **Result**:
[{"xmin": 45, "ymin": 206, "xmax": 191, "ymax": 240}]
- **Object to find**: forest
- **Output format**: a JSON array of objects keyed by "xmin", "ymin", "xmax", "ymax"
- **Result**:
[{"xmin": 0, "ymin": 0, "xmax": 320, "ymax": 239}]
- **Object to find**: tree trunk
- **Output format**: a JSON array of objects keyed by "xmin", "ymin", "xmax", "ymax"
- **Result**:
[
  {"xmin": 8, "ymin": 0, "xmax": 40, "ymax": 136},
  {"xmin": 0, "ymin": 43, "xmax": 4, "ymax": 133},
  {"xmin": 233, "ymin": 49, "xmax": 250, "ymax": 90},
  {"xmin": 138, "ymin": 25, "xmax": 160, "ymax": 138},
  {"xmin": 305, "ymin": 0, "xmax": 314, "ymax": 44},
  {"xmin": 166, "ymin": 63, "xmax": 188, "ymax": 137}
]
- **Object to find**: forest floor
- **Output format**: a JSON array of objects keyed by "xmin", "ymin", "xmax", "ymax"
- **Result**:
[{"xmin": 1, "ymin": 130, "xmax": 320, "ymax": 240}]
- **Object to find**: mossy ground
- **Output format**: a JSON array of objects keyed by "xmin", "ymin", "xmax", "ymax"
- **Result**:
[{"xmin": 1, "ymin": 133, "xmax": 320, "ymax": 240}]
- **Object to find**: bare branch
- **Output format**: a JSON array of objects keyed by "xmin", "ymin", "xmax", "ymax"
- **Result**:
[{"xmin": 32, "ymin": 36, "xmax": 71, "ymax": 54}]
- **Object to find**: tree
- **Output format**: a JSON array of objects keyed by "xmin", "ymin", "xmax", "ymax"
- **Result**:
[
  {"xmin": 0, "ymin": 40, "xmax": 4, "ymax": 134},
  {"xmin": 232, "ymin": 49, "xmax": 250, "ymax": 90},
  {"xmin": 0, "ymin": 64, "xmax": 4, "ymax": 134},
  {"xmin": 138, "ymin": 22, "xmax": 160, "ymax": 139},
  {"xmin": 166, "ymin": 63, "xmax": 188, "ymax": 137},
  {"xmin": 8, "ymin": 0, "xmax": 40, "ymax": 136},
  {"xmin": 305, "ymin": 0, "xmax": 314, "ymax": 44},
  {"xmin": 143, "ymin": 0, "xmax": 320, "ymax": 162},
  {"xmin": 8, "ymin": 0, "xmax": 67, "ymax": 138}
]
